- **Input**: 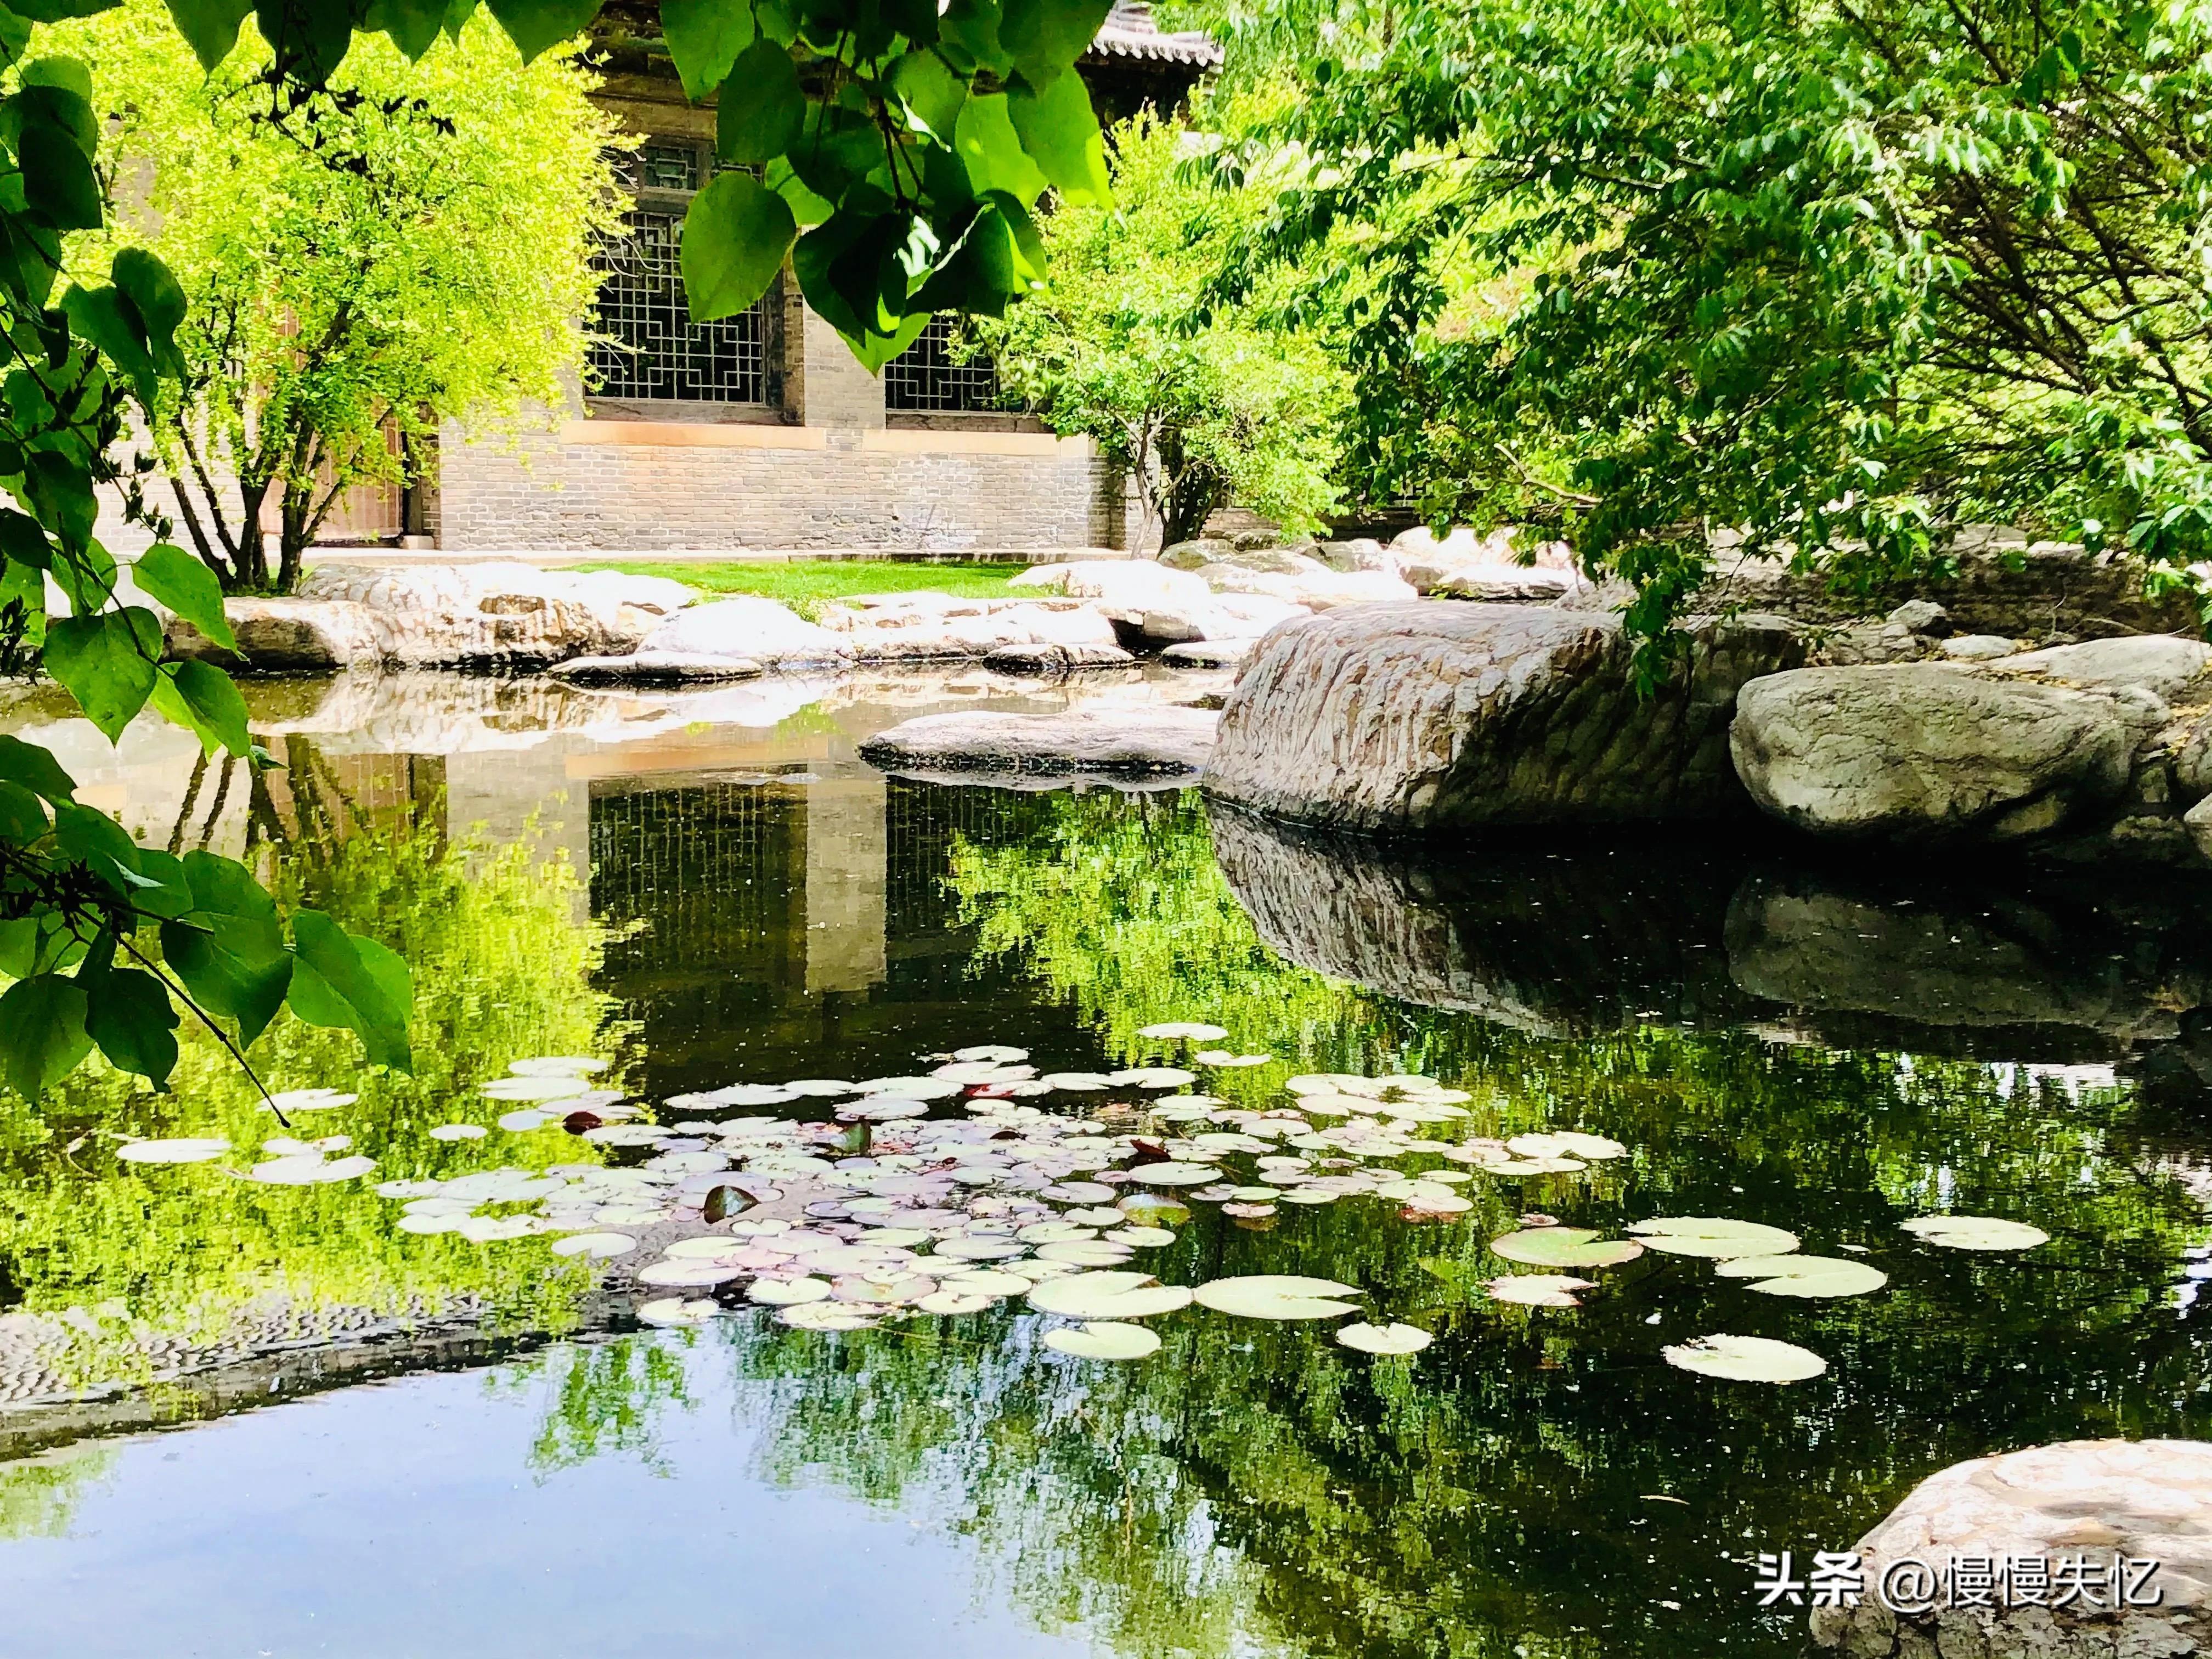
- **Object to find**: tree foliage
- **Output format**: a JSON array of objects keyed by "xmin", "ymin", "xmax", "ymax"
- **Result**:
[
  {"xmin": 60, "ymin": 2, "xmax": 624, "ymax": 594},
  {"xmin": 977, "ymin": 104, "xmax": 1349, "ymax": 545},
  {"xmin": 1209, "ymin": 0, "xmax": 2212, "ymax": 641}
]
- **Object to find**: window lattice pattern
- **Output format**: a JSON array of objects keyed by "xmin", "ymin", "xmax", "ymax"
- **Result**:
[
  {"xmin": 885, "ymin": 315, "xmax": 1003, "ymax": 411},
  {"xmin": 620, "ymin": 143, "xmax": 701, "ymax": 192},
  {"xmin": 590, "ymin": 211, "xmax": 766, "ymax": 403}
]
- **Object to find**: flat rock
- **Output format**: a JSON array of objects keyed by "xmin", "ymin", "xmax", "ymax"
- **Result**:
[
  {"xmin": 1160, "ymin": 638, "xmax": 1256, "ymax": 668},
  {"xmin": 1316, "ymin": 538, "xmax": 1393, "ymax": 574},
  {"xmin": 637, "ymin": 595, "xmax": 853, "ymax": 668},
  {"xmin": 165, "ymin": 597, "xmax": 388, "ymax": 672},
  {"xmin": 1940, "ymin": 634, "xmax": 2019, "ymax": 661},
  {"xmin": 1425, "ymin": 562, "xmax": 1581, "ymax": 602},
  {"xmin": 981, "ymin": 641, "xmax": 1136, "ymax": 674},
  {"xmin": 1989, "ymin": 635, "xmax": 2212, "ymax": 702},
  {"xmin": 1811, "ymin": 1439, "xmax": 2212, "ymax": 1658},
  {"xmin": 549, "ymin": 651, "xmax": 764, "ymax": 686},
  {"xmin": 1203, "ymin": 603, "xmax": 1805, "ymax": 831},
  {"xmin": 1196, "ymin": 562, "xmax": 1418, "ymax": 611},
  {"xmin": 1158, "ymin": 537, "xmax": 1235, "ymax": 571},
  {"xmin": 859, "ymin": 707, "xmax": 1218, "ymax": 788},
  {"xmin": 1732, "ymin": 665, "xmax": 2151, "ymax": 843}
]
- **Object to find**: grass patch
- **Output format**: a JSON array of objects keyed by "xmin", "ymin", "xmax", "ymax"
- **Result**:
[{"xmin": 562, "ymin": 558, "xmax": 1045, "ymax": 618}]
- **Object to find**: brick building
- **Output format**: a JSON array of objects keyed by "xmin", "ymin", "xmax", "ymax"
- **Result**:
[{"xmin": 423, "ymin": 1, "xmax": 1221, "ymax": 555}]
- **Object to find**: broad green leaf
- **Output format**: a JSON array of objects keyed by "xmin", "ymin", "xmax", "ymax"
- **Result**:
[
  {"xmin": 997, "ymin": 0, "xmax": 1110, "ymax": 86},
  {"xmin": 50, "ymin": 540, "xmax": 117, "ymax": 616},
  {"xmin": 13, "ymin": 79, "xmax": 98, "ymax": 155},
  {"xmin": 84, "ymin": 963, "xmax": 180, "ymax": 1087},
  {"xmin": 18, "ymin": 54, "xmax": 91, "ymax": 104},
  {"xmin": 716, "ymin": 38, "xmax": 803, "ymax": 163},
  {"xmin": 253, "ymin": 0, "xmax": 351, "ymax": 81},
  {"xmin": 0, "ymin": 973, "xmax": 91, "ymax": 1100},
  {"xmin": 288, "ymin": 909, "xmax": 413, "ymax": 1071},
  {"xmin": 5, "ymin": 0, "xmax": 120, "ymax": 19},
  {"xmin": 160, "ymin": 0, "xmax": 252, "ymax": 70},
  {"xmin": 1627, "ymin": 1216, "xmax": 1801, "ymax": 1259},
  {"xmin": 363, "ymin": 0, "xmax": 450, "ymax": 57},
  {"xmin": 25, "ymin": 452, "xmax": 97, "ymax": 550},
  {"xmin": 764, "ymin": 156, "xmax": 835, "ymax": 227},
  {"xmin": 161, "ymin": 850, "xmax": 290, "ymax": 1045},
  {"xmin": 43, "ymin": 607, "xmax": 162, "ymax": 741},
  {"xmin": 132, "ymin": 541, "xmax": 236, "ymax": 651},
  {"xmin": 1899, "ymin": 1215, "xmax": 2049, "ymax": 1250},
  {"xmin": 955, "ymin": 93, "xmax": 1048, "ymax": 206},
  {"xmin": 892, "ymin": 48, "xmax": 968, "ymax": 139},
  {"xmin": 112, "ymin": 248, "xmax": 187, "ymax": 378},
  {"xmin": 0, "ymin": 507, "xmax": 50, "ymax": 568},
  {"xmin": 938, "ymin": 0, "xmax": 1009, "ymax": 74},
  {"xmin": 149, "ymin": 659, "xmax": 250, "ymax": 757},
  {"xmin": 60, "ymin": 283, "xmax": 154, "ymax": 401},
  {"xmin": 1663, "ymin": 1333, "xmax": 1827, "ymax": 1384},
  {"xmin": 0, "ymin": 778, "xmax": 46, "ymax": 841},
  {"xmin": 0, "ymin": 7, "xmax": 30, "ymax": 67},
  {"xmin": 1007, "ymin": 69, "xmax": 1108, "ymax": 203},
  {"xmin": 481, "ymin": 0, "xmax": 601, "ymax": 61},
  {"xmin": 0, "ymin": 732, "xmax": 74, "ymax": 800},
  {"xmin": 0, "ymin": 554, "xmax": 42, "ymax": 647},
  {"xmin": 662, "ymin": 0, "xmax": 754, "ymax": 100},
  {"xmin": 681, "ymin": 170, "xmax": 798, "ymax": 320},
  {"xmin": 18, "ymin": 119, "xmax": 101, "ymax": 228}
]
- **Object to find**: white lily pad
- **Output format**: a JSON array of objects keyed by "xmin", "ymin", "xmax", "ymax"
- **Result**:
[
  {"xmin": 663, "ymin": 1237, "xmax": 750, "ymax": 1259},
  {"xmin": 1137, "ymin": 1022, "xmax": 1228, "ymax": 1041},
  {"xmin": 1485, "ymin": 1274, "xmax": 1595, "ymax": 1307},
  {"xmin": 1036, "ymin": 1239, "xmax": 1134, "ymax": 1266},
  {"xmin": 1041, "ymin": 1072, "xmax": 1114, "ymax": 1091},
  {"xmin": 1192, "ymin": 1275, "xmax": 1361, "ymax": 1321},
  {"xmin": 496, "ymin": 1109, "xmax": 551, "ymax": 1133},
  {"xmin": 551, "ymin": 1232, "xmax": 638, "ymax": 1260},
  {"xmin": 840, "ymin": 1097, "xmax": 930, "ymax": 1121},
  {"xmin": 1899, "ymin": 1215, "xmax": 2049, "ymax": 1251},
  {"xmin": 1336, "ymin": 1322, "xmax": 1432, "ymax": 1355},
  {"xmin": 264, "ymin": 1088, "xmax": 355, "ymax": 1113},
  {"xmin": 933, "ymin": 1237, "xmax": 1028, "ymax": 1261},
  {"xmin": 777, "ymin": 1302, "xmax": 879, "ymax": 1331},
  {"xmin": 116, "ymin": 1137, "xmax": 231, "ymax": 1165},
  {"xmin": 637, "ymin": 1259, "xmax": 745, "ymax": 1288},
  {"xmin": 637, "ymin": 1297, "xmax": 719, "ymax": 1327},
  {"xmin": 938, "ymin": 1269, "xmax": 1029, "ymax": 1297},
  {"xmin": 917, "ymin": 1290, "xmax": 996, "ymax": 1316},
  {"xmin": 855, "ymin": 1076, "xmax": 962, "ymax": 1100},
  {"xmin": 1045, "ymin": 1321, "xmax": 1161, "ymax": 1360},
  {"xmin": 748, "ymin": 1277, "xmax": 832, "ymax": 1306},
  {"xmin": 1509, "ymin": 1131, "xmax": 1626, "ymax": 1160},
  {"xmin": 1110, "ymin": 1068, "xmax": 1198, "ymax": 1089},
  {"xmin": 428, "ymin": 1124, "xmax": 489, "ymax": 1142},
  {"xmin": 1716, "ymin": 1254, "xmax": 1889, "ymax": 1297},
  {"xmin": 1628, "ymin": 1217, "xmax": 1801, "ymax": 1259},
  {"xmin": 510, "ymin": 1057, "xmax": 607, "ymax": 1076},
  {"xmin": 952, "ymin": 1044, "xmax": 1029, "ymax": 1063},
  {"xmin": 1027, "ymin": 1271, "xmax": 1193, "ymax": 1319},
  {"xmin": 1489, "ymin": 1228, "xmax": 1646, "ymax": 1268},
  {"xmin": 1663, "ymin": 1333, "xmax": 1827, "ymax": 1384},
  {"xmin": 480, "ymin": 1076, "xmax": 594, "ymax": 1102},
  {"xmin": 1105, "ymin": 1226, "xmax": 1177, "ymax": 1247},
  {"xmin": 1125, "ymin": 1163, "xmax": 1221, "ymax": 1187}
]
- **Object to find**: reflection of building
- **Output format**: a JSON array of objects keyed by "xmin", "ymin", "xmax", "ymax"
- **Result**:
[{"xmin": 425, "ymin": 1, "xmax": 1222, "ymax": 554}]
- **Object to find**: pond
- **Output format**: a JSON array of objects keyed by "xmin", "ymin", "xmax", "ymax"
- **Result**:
[{"xmin": 2, "ymin": 666, "xmax": 2209, "ymax": 1659}]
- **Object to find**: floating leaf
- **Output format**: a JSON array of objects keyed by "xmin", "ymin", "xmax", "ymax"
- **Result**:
[
  {"xmin": 428, "ymin": 1124, "xmax": 488, "ymax": 1142},
  {"xmin": 1041, "ymin": 1071, "xmax": 1114, "ymax": 1090},
  {"xmin": 952, "ymin": 1045, "xmax": 1028, "ymax": 1063},
  {"xmin": 1045, "ymin": 1321, "xmax": 1160, "ymax": 1360},
  {"xmin": 1628, "ymin": 1217, "xmax": 1801, "ymax": 1259},
  {"xmin": 1510, "ymin": 1130, "xmax": 1627, "ymax": 1160},
  {"xmin": 1489, "ymin": 1228, "xmax": 1645, "ymax": 1268},
  {"xmin": 1899, "ymin": 1215, "xmax": 2049, "ymax": 1251},
  {"xmin": 510, "ymin": 1056, "xmax": 606, "ymax": 1076},
  {"xmin": 917, "ymin": 1289, "xmax": 995, "ymax": 1315},
  {"xmin": 1715, "ymin": 1254, "xmax": 1889, "ymax": 1298},
  {"xmin": 777, "ymin": 1302, "xmax": 878, "ymax": 1331},
  {"xmin": 264, "ymin": 1088, "xmax": 354, "ymax": 1113},
  {"xmin": 748, "ymin": 1277, "xmax": 831, "ymax": 1306},
  {"xmin": 1028, "ymin": 1271, "xmax": 1192, "ymax": 1319},
  {"xmin": 115, "ymin": 1136, "xmax": 230, "ymax": 1164},
  {"xmin": 1192, "ymin": 1275, "xmax": 1361, "ymax": 1321},
  {"xmin": 1137, "ymin": 1022, "xmax": 1227, "ymax": 1041},
  {"xmin": 551, "ymin": 1233, "xmax": 637, "ymax": 1260},
  {"xmin": 1485, "ymin": 1274, "xmax": 1595, "ymax": 1307},
  {"xmin": 1110, "ymin": 1067, "xmax": 1197, "ymax": 1088},
  {"xmin": 637, "ymin": 1297, "xmax": 719, "ymax": 1327},
  {"xmin": 638, "ymin": 1259, "xmax": 745, "ymax": 1287},
  {"xmin": 1336, "ymin": 1322, "xmax": 1432, "ymax": 1355},
  {"xmin": 481, "ymin": 1075, "xmax": 593, "ymax": 1101},
  {"xmin": 1126, "ymin": 1162, "xmax": 1221, "ymax": 1187},
  {"xmin": 1036, "ymin": 1239, "xmax": 1133, "ymax": 1266},
  {"xmin": 1663, "ymin": 1333, "xmax": 1827, "ymax": 1384}
]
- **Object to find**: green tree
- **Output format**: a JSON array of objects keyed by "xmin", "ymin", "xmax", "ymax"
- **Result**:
[
  {"xmin": 1209, "ymin": 0, "xmax": 2212, "ymax": 648},
  {"xmin": 0, "ymin": 0, "xmax": 1119, "ymax": 1109},
  {"xmin": 60, "ymin": 3, "xmax": 624, "ymax": 595},
  {"xmin": 978, "ymin": 104, "xmax": 1349, "ymax": 545}
]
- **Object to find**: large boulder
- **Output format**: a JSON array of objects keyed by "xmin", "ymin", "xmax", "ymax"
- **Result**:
[
  {"xmin": 165, "ymin": 597, "xmax": 388, "ymax": 672},
  {"xmin": 1731, "ymin": 665, "xmax": 2154, "ymax": 843},
  {"xmin": 1810, "ymin": 1440, "xmax": 2212, "ymax": 1659},
  {"xmin": 637, "ymin": 595, "xmax": 853, "ymax": 668},
  {"xmin": 548, "ymin": 651, "xmax": 764, "ymax": 686},
  {"xmin": 858, "ymin": 706, "xmax": 1218, "ymax": 788},
  {"xmin": 1156, "ymin": 537, "xmax": 1234, "ymax": 571},
  {"xmin": 1203, "ymin": 603, "xmax": 1806, "ymax": 831},
  {"xmin": 981, "ymin": 641, "xmax": 1136, "ymax": 674},
  {"xmin": 1988, "ymin": 635, "xmax": 2212, "ymax": 702}
]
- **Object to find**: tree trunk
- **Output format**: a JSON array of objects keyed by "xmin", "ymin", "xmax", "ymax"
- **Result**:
[{"xmin": 1161, "ymin": 459, "xmax": 1228, "ymax": 548}]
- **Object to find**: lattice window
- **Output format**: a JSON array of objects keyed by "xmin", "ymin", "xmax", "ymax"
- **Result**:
[
  {"xmin": 885, "ymin": 315, "xmax": 1003, "ymax": 411},
  {"xmin": 589, "ymin": 209, "xmax": 766, "ymax": 403},
  {"xmin": 617, "ymin": 142, "xmax": 702, "ymax": 193}
]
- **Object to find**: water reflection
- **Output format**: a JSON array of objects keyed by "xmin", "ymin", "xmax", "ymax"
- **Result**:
[{"xmin": 0, "ymin": 670, "xmax": 2208, "ymax": 1659}]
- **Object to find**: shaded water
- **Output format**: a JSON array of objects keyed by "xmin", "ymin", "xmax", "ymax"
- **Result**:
[{"xmin": 3, "ymin": 668, "xmax": 2211, "ymax": 1658}]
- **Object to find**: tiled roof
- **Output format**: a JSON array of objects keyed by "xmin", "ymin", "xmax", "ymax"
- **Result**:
[{"xmin": 1084, "ymin": 0, "xmax": 1224, "ymax": 69}]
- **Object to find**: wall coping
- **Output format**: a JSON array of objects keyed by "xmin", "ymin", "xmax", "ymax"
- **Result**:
[{"xmin": 554, "ymin": 419, "xmax": 1088, "ymax": 458}]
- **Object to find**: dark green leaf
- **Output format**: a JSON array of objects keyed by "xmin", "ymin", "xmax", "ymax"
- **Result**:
[
  {"xmin": 0, "ymin": 732, "xmax": 74, "ymax": 800},
  {"xmin": 288, "ymin": 909, "xmax": 413, "ymax": 1071},
  {"xmin": 150, "ymin": 658, "xmax": 250, "ymax": 757},
  {"xmin": 19, "ymin": 54, "xmax": 92, "ymax": 103},
  {"xmin": 43, "ymin": 607, "xmax": 162, "ymax": 741},
  {"xmin": 481, "ymin": 0, "xmax": 601, "ymax": 61},
  {"xmin": 0, "ymin": 778, "xmax": 46, "ymax": 842},
  {"xmin": 764, "ymin": 156, "xmax": 835, "ymax": 227},
  {"xmin": 997, "ymin": 0, "xmax": 1110, "ymax": 86},
  {"xmin": 681, "ymin": 170, "xmax": 798, "ymax": 320},
  {"xmin": 0, "ymin": 555, "xmax": 44, "ymax": 649},
  {"xmin": 160, "ymin": 0, "xmax": 251, "ymax": 69},
  {"xmin": 112, "ymin": 247, "xmax": 187, "ymax": 378},
  {"xmin": 363, "ymin": 0, "xmax": 449, "ymax": 57},
  {"xmin": 1007, "ymin": 69, "xmax": 1108, "ymax": 202},
  {"xmin": 133, "ymin": 541, "xmax": 235, "ymax": 651},
  {"xmin": 0, "ymin": 509, "xmax": 48, "ymax": 569},
  {"xmin": 0, "ymin": 7, "xmax": 33, "ymax": 68},
  {"xmin": 938, "ymin": 0, "xmax": 1008, "ymax": 74},
  {"xmin": 85, "ymin": 964, "xmax": 179, "ymax": 1088},
  {"xmin": 955, "ymin": 92, "xmax": 1047, "ymax": 206},
  {"xmin": 715, "ymin": 38, "xmax": 803, "ymax": 164},
  {"xmin": 0, "ymin": 973, "xmax": 90, "ymax": 1099},
  {"xmin": 60, "ymin": 281, "xmax": 154, "ymax": 403},
  {"xmin": 26, "ymin": 450, "xmax": 97, "ymax": 548},
  {"xmin": 662, "ymin": 0, "xmax": 754, "ymax": 100},
  {"xmin": 253, "ymin": 0, "xmax": 352, "ymax": 82},
  {"xmin": 162, "ymin": 850, "xmax": 290, "ymax": 1046},
  {"xmin": 18, "ymin": 119, "xmax": 101, "ymax": 228}
]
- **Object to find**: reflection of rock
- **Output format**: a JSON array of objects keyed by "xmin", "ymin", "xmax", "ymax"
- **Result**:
[
  {"xmin": 1732, "ymin": 665, "xmax": 2153, "ymax": 843},
  {"xmin": 859, "ymin": 706, "xmax": 1218, "ymax": 788},
  {"xmin": 1810, "ymin": 1440, "xmax": 2212, "ymax": 1659},
  {"xmin": 1723, "ymin": 870, "xmax": 2184, "ymax": 1052},
  {"xmin": 1209, "ymin": 810, "xmax": 1748, "ymax": 1035},
  {"xmin": 549, "ymin": 651, "xmax": 764, "ymax": 686},
  {"xmin": 1205, "ymin": 603, "xmax": 1805, "ymax": 830}
]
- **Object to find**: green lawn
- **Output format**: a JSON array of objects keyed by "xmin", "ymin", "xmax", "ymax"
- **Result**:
[{"xmin": 563, "ymin": 558, "xmax": 1047, "ymax": 618}]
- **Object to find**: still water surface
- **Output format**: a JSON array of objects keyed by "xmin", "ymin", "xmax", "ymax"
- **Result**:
[{"xmin": 1, "ymin": 667, "xmax": 2209, "ymax": 1659}]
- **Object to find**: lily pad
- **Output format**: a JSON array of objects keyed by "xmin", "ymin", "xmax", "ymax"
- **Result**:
[
  {"xmin": 1485, "ymin": 1273, "xmax": 1595, "ymax": 1307},
  {"xmin": 1335, "ymin": 1321, "xmax": 1433, "ymax": 1355},
  {"xmin": 1041, "ymin": 1073, "xmax": 1114, "ymax": 1091},
  {"xmin": 917, "ymin": 1290, "xmax": 996, "ymax": 1316},
  {"xmin": 115, "ymin": 1137, "xmax": 231, "ymax": 1165},
  {"xmin": 776, "ymin": 1302, "xmax": 879, "ymax": 1331},
  {"xmin": 637, "ymin": 1297, "xmax": 719, "ymax": 1327},
  {"xmin": 748, "ymin": 1277, "xmax": 832, "ymax": 1306},
  {"xmin": 480, "ymin": 1075, "xmax": 595, "ymax": 1102},
  {"xmin": 1899, "ymin": 1215, "xmax": 2049, "ymax": 1251},
  {"xmin": 1510, "ymin": 1130, "xmax": 1626, "ymax": 1160},
  {"xmin": 840, "ymin": 1097, "xmax": 930, "ymax": 1121},
  {"xmin": 1489, "ymin": 1228, "xmax": 1646, "ymax": 1268},
  {"xmin": 951, "ymin": 1045, "xmax": 1029, "ymax": 1063},
  {"xmin": 510, "ymin": 1056, "xmax": 607, "ymax": 1076},
  {"xmin": 1110, "ymin": 1068, "xmax": 1198, "ymax": 1089},
  {"xmin": 428, "ymin": 1124, "xmax": 489, "ymax": 1142},
  {"xmin": 1036, "ymin": 1239, "xmax": 1135, "ymax": 1267},
  {"xmin": 1137, "ymin": 1023, "xmax": 1228, "ymax": 1042},
  {"xmin": 1027, "ymin": 1271, "xmax": 1193, "ymax": 1319},
  {"xmin": 1192, "ymin": 1275, "xmax": 1361, "ymax": 1321},
  {"xmin": 1716, "ymin": 1254, "xmax": 1889, "ymax": 1298},
  {"xmin": 855, "ymin": 1076, "xmax": 962, "ymax": 1100},
  {"xmin": 1628, "ymin": 1217, "xmax": 1801, "ymax": 1259},
  {"xmin": 551, "ymin": 1232, "xmax": 638, "ymax": 1260},
  {"xmin": 637, "ymin": 1259, "xmax": 745, "ymax": 1288},
  {"xmin": 1663, "ymin": 1333, "xmax": 1827, "ymax": 1384},
  {"xmin": 264, "ymin": 1088, "xmax": 356, "ymax": 1113},
  {"xmin": 1126, "ymin": 1163, "xmax": 1222, "ymax": 1187},
  {"xmin": 1045, "ymin": 1321, "xmax": 1161, "ymax": 1360}
]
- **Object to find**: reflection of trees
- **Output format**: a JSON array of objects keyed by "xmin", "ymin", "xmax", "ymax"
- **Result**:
[
  {"xmin": 0, "ymin": 1445, "xmax": 116, "ymax": 1539},
  {"xmin": 0, "ymin": 740, "xmax": 630, "ymax": 1404},
  {"xmin": 492, "ymin": 1335, "xmax": 698, "ymax": 1479}
]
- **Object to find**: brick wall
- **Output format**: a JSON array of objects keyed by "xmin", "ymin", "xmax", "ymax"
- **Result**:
[{"xmin": 435, "ymin": 419, "xmax": 1127, "ymax": 552}]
